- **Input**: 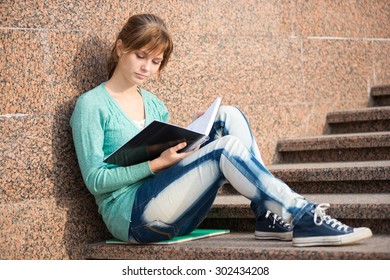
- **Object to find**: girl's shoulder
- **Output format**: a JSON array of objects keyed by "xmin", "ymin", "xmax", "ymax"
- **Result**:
[
  {"xmin": 70, "ymin": 83, "xmax": 109, "ymax": 125},
  {"xmin": 139, "ymin": 87, "xmax": 168, "ymax": 109},
  {"xmin": 139, "ymin": 87, "xmax": 169, "ymax": 121},
  {"xmin": 138, "ymin": 87, "xmax": 161, "ymax": 101},
  {"xmin": 76, "ymin": 83, "xmax": 107, "ymax": 107}
]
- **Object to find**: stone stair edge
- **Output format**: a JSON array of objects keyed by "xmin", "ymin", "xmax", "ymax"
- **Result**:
[
  {"xmin": 268, "ymin": 160, "xmax": 390, "ymax": 173},
  {"xmin": 214, "ymin": 193, "xmax": 390, "ymax": 205},
  {"xmin": 326, "ymin": 106, "xmax": 390, "ymax": 123},
  {"xmin": 371, "ymin": 85, "xmax": 390, "ymax": 96},
  {"xmin": 264, "ymin": 161, "xmax": 390, "ymax": 182},
  {"xmin": 84, "ymin": 233, "xmax": 390, "ymax": 260},
  {"xmin": 277, "ymin": 131, "xmax": 390, "ymax": 151},
  {"xmin": 268, "ymin": 160, "xmax": 390, "ymax": 169}
]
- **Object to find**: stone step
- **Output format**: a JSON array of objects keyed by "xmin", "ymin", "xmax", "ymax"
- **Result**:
[
  {"xmin": 221, "ymin": 161, "xmax": 390, "ymax": 194},
  {"xmin": 325, "ymin": 107, "xmax": 390, "ymax": 134},
  {"xmin": 85, "ymin": 193, "xmax": 390, "ymax": 260},
  {"xmin": 370, "ymin": 85, "xmax": 390, "ymax": 107},
  {"xmin": 201, "ymin": 194, "xmax": 390, "ymax": 234},
  {"xmin": 269, "ymin": 160, "xmax": 390, "ymax": 187},
  {"xmin": 85, "ymin": 233, "xmax": 390, "ymax": 260},
  {"xmin": 276, "ymin": 132, "xmax": 390, "ymax": 163}
]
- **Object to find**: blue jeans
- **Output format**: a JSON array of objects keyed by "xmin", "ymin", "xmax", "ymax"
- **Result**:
[{"xmin": 129, "ymin": 106, "xmax": 310, "ymax": 244}]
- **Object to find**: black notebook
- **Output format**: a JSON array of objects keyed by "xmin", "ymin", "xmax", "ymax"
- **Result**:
[{"xmin": 104, "ymin": 97, "xmax": 221, "ymax": 166}]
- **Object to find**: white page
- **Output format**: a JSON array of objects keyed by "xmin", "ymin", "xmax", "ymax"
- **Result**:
[{"xmin": 186, "ymin": 97, "xmax": 222, "ymax": 135}]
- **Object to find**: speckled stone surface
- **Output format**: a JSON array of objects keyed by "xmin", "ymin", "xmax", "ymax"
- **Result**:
[
  {"xmin": 0, "ymin": 196, "xmax": 111, "ymax": 260},
  {"xmin": 295, "ymin": 0, "xmax": 390, "ymax": 38},
  {"xmin": 0, "ymin": 0, "xmax": 130, "ymax": 31},
  {"xmin": 0, "ymin": 113, "xmax": 91, "ymax": 203},
  {"xmin": 373, "ymin": 41, "xmax": 390, "ymax": 86},
  {"xmin": 0, "ymin": 29, "xmax": 112, "ymax": 115},
  {"xmin": 302, "ymin": 38, "xmax": 372, "ymax": 105},
  {"xmin": 85, "ymin": 233, "xmax": 390, "ymax": 260},
  {"xmin": 1, "ymin": 0, "xmax": 389, "ymax": 260},
  {"xmin": 1, "ymin": 30, "xmax": 47, "ymax": 114}
]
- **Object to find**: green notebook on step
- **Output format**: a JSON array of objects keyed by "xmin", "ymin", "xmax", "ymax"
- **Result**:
[{"xmin": 105, "ymin": 229, "xmax": 230, "ymax": 245}]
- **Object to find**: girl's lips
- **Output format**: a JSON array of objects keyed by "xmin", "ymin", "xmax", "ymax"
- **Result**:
[{"xmin": 135, "ymin": 73, "xmax": 148, "ymax": 79}]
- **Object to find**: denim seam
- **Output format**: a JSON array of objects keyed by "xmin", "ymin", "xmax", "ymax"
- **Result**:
[{"xmin": 290, "ymin": 203, "xmax": 313, "ymax": 227}]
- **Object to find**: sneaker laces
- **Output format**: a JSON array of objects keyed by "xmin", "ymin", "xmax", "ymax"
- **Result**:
[
  {"xmin": 313, "ymin": 203, "xmax": 350, "ymax": 232},
  {"xmin": 265, "ymin": 210, "xmax": 291, "ymax": 228}
]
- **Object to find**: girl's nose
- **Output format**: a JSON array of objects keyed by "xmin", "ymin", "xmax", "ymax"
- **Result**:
[{"xmin": 141, "ymin": 60, "xmax": 151, "ymax": 72}]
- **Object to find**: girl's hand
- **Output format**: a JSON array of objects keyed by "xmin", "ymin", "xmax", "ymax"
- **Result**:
[{"xmin": 149, "ymin": 142, "xmax": 197, "ymax": 173}]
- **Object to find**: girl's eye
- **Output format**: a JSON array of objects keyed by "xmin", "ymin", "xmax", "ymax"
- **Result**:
[
  {"xmin": 136, "ymin": 53, "xmax": 144, "ymax": 59},
  {"xmin": 153, "ymin": 60, "xmax": 162, "ymax": 65}
]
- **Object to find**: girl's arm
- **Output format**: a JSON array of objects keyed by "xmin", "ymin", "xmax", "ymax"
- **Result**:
[{"xmin": 70, "ymin": 98, "xmax": 154, "ymax": 196}]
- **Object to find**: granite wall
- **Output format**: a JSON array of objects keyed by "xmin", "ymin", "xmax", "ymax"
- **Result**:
[{"xmin": 1, "ymin": 0, "xmax": 389, "ymax": 259}]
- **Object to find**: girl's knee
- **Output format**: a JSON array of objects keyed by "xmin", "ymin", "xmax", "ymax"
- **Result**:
[
  {"xmin": 218, "ymin": 105, "xmax": 243, "ymax": 119},
  {"xmin": 215, "ymin": 135, "xmax": 242, "ymax": 150}
]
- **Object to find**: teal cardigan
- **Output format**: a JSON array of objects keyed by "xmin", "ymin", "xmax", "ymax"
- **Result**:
[{"xmin": 70, "ymin": 83, "xmax": 169, "ymax": 241}]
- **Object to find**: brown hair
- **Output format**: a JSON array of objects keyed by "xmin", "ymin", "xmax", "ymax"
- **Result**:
[{"xmin": 107, "ymin": 14, "xmax": 173, "ymax": 79}]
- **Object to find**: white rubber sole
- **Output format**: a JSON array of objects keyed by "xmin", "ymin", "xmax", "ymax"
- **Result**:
[
  {"xmin": 292, "ymin": 227, "xmax": 373, "ymax": 247},
  {"xmin": 255, "ymin": 231, "xmax": 293, "ymax": 241}
]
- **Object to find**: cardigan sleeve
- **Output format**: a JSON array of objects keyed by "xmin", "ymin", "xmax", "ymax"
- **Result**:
[{"xmin": 70, "ymin": 94, "xmax": 154, "ymax": 196}]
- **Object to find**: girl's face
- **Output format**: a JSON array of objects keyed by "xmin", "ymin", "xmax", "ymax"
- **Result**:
[{"xmin": 116, "ymin": 47, "xmax": 164, "ymax": 86}]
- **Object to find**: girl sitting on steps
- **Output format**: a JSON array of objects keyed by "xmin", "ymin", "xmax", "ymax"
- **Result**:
[{"xmin": 70, "ymin": 13, "xmax": 372, "ymax": 246}]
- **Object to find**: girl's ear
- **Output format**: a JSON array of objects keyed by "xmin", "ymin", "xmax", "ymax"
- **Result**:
[{"xmin": 116, "ymin": 39, "xmax": 124, "ymax": 57}]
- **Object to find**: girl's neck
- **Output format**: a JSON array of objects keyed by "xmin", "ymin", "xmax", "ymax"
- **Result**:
[{"xmin": 105, "ymin": 74, "xmax": 139, "ymax": 97}]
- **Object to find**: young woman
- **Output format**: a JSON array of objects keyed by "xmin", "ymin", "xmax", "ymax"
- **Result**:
[{"xmin": 70, "ymin": 14, "xmax": 372, "ymax": 246}]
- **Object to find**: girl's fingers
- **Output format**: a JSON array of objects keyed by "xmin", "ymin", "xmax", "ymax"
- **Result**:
[{"xmin": 172, "ymin": 141, "xmax": 187, "ymax": 152}]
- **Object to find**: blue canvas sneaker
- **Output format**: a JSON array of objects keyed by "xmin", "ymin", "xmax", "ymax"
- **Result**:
[
  {"xmin": 255, "ymin": 210, "xmax": 292, "ymax": 241},
  {"xmin": 293, "ymin": 203, "xmax": 372, "ymax": 247}
]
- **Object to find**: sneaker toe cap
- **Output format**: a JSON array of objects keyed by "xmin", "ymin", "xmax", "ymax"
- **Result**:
[{"xmin": 353, "ymin": 227, "xmax": 373, "ymax": 237}]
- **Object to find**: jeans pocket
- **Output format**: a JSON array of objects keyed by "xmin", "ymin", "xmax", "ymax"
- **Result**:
[{"xmin": 130, "ymin": 220, "xmax": 178, "ymax": 244}]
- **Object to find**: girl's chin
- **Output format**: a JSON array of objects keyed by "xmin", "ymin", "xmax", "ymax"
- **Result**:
[
  {"xmin": 132, "ymin": 77, "xmax": 148, "ymax": 84},
  {"xmin": 125, "ymin": 77, "xmax": 144, "ymax": 86}
]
